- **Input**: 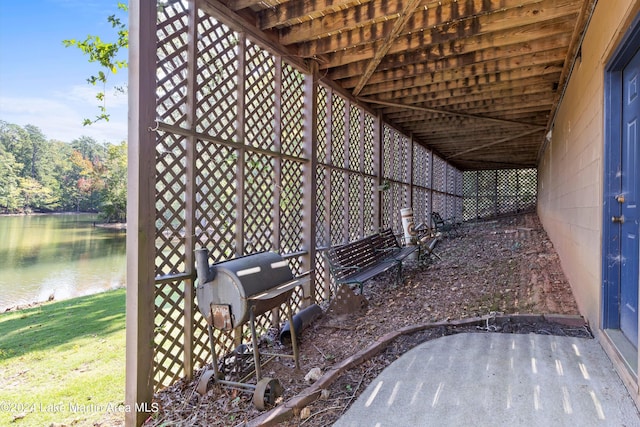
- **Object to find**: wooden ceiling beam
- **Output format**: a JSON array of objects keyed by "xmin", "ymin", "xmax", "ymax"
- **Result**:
[
  {"xmin": 327, "ymin": 34, "xmax": 569, "ymax": 81},
  {"xmin": 319, "ymin": 14, "xmax": 576, "ymax": 70},
  {"xmin": 259, "ymin": 0, "xmax": 372, "ymax": 30},
  {"xmin": 278, "ymin": 0, "xmax": 408, "ymax": 45},
  {"xmin": 294, "ymin": 0, "xmax": 551, "ymax": 53},
  {"xmin": 336, "ymin": 47, "xmax": 567, "ymax": 88},
  {"xmin": 355, "ymin": 62, "xmax": 563, "ymax": 96},
  {"xmin": 360, "ymin": 98, "xmax": 545, "ymax": 129},
  {"xmin": 384, "ymin": 92, "xmax": 554, "ymax": 117},
  {"xmin": 353, "ymin": 0, "xmax": 423, "ymax": 96},
  {"xmin": 295, "ymin": 0, "xmax": 578, "ymax": 56},
  {"xmin": 362, "ymin": 74, "xmax": 559, "ymax": 105}
]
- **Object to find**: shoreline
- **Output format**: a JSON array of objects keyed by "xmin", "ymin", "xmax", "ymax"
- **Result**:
[{"xmin": 1, "ymin": 285, "xmax": 126, "ymax": 314}]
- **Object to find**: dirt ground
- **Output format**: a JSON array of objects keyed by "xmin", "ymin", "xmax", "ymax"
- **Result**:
[{"xmin": 144, "ymin": 212, "xmax": 585, "ymax": 427}]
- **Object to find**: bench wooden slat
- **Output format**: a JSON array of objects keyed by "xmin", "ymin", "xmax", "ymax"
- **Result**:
[{"xmin": 324, "ymin": 229, "xmax": 419, "ymax": 294}]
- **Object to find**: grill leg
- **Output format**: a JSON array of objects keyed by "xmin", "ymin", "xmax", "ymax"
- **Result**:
[
  {"xmin": 249, "ymin": 308, "xmax": 262, "ymax": 381},
  {"xmin": 207, "ymin": 324, "xmax": 220, "ymax": 379},
  {"xmin": 286, "ymin": 300, "xmax": 300, "ymax": 370}
]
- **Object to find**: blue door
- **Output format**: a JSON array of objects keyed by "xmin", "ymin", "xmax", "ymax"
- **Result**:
[{"xmin": 619, "ymin": 48, "xmax": 640, "ymax": 347}]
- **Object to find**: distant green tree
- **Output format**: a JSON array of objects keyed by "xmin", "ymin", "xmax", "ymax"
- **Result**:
[
  {"xmin": 19, "ymin": 177, "xmax": 56, "ymax": 212},
  {"xmin": 99, "ymin": 141, "xmax": 127, "ymax": 222},
  {"xmin": 0, "ymin": 149, "xmax": 22, "ymax": 212},
  {"xmin": 63, "ymin": 3, "xmax": 128, "ymax": 125}
]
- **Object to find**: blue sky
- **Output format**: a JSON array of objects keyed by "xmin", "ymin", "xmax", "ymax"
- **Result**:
[{"xmin": 0, "ymin": 0, "xmax": 128, "ymax": 144}]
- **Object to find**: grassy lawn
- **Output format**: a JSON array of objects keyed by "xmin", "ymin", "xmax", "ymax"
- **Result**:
[{"xmin": 0, "ymin": 289, "xmax": 126, "ymax": 426}]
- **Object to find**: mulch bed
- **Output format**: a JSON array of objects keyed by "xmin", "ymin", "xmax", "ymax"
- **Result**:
[{"xmin": 140, "ymin": 212, "xmax": 586, "ymax": 427}]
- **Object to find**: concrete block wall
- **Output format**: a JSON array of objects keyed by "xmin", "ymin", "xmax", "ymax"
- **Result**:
[{"xmin": 538, "ymin": 0, "xmax": 638, "ymax": 330}]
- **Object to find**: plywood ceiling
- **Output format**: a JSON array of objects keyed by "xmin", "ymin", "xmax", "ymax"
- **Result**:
[{"xmin": 215, "ymin": 0, "xmax": 595, "ymax": 170}]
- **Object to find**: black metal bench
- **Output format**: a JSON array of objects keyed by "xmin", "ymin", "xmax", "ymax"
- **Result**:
[
  {"xmin": 377, "ymin": 228, "xmax": 420, "ymax": 262},
  {"xmin": 431, "ymin": 211, "xmax": 461, "ymax": 237},
  {"xmin": 325, "ymin": 230, "xmax": 419, "ymax": 294}
]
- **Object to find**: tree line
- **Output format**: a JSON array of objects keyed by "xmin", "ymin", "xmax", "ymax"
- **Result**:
[{"xmin": 0, "ymin": 120, "xmax": 127, "ymax": 222}]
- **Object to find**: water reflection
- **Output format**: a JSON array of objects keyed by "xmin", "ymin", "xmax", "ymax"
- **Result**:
[{"xmin": 0, "ymin": 214, "xmax": 126, "ymax": 310}]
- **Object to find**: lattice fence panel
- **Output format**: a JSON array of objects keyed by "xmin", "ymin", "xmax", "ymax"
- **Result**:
[
  {"xmin": 281, "ymin": 64, "xmax": 305, "ymax": 157},
  {"xmin": 462, "ymin": 169, "xmax": 537, "ymax": 220},
  {"xmin": 313, "ymin": 251, "xmax": 328, "ymax": 304},
  {"xmin": 154, "ymin": 281, "xmax": 185, "ymax": 388},
  {"xmin": 519, "ymin": 169, "xmax": 538, "ymax": 210},
  {"xmin": 463, "ymin": 172, "xmax": 478, "ymax": 221},
  {"xmin": 348, "ymin": 174, "xmax": 363, "ymax": 240},
  {"xmin": 331, "ymin": 96, "xmax": 346, "ymax": 168},
  {"xmin": 195, "ymin": 13, "xmax": 238, "ymax": 141},
  {"xmin": 432, "ymin": 155, "xmax": 446, "ymax": 193},
  {"xmin": 382, "ymin": 183, "xmax": 410, "ymax": 233},
  {"xmin": 317, "ymin": 86, "xmax": 328, "ymax": 164},
  {"xmin": 243, "ymin": 152, "xmax": 275, "ymax": 253},
  {"xmin": 192, "ymin": 301, "xmax": 213, "ymax": 369},
  {"xmin": 432, "ymin": 192, "xmax": 446, "ymax": 221},
  {"xmin": 413, "ymin": 144, "xmax": 430, "ymax": 188},
  {"xmin": 194, "ymin": 141, "xmax": 237, "ymax": 260},
  {"xmin": 382, "ymin": 127, "xmax": 410, "ymax": 184},
  {"xmin": 397, "ymin": 134, "xmax": 411, "ymax": 184},
  {"xmin": 155, "ymin": 132, "xmax": 187, "ymax": 276},
  {"xmin": 280, "ymin": 159, "xmax": 304, "ymax": 253},
  {"xmin": 245, "ymin": 41, "xmax": 275, "ymax": 151},
  {"xmin": 497, "ymin": 169, "xmax": 519, "ymax": 214},
  {"xmin": 363, "ymin": 114, "xmax": 375, "ymax": 175},
  {"xmin": 477, "ymin": 170, "xmax": 497, "ymax": 218},
  {"xmin": 349, "ymin": 105, "xmax": 362, "ymax": 171},
  {"xmin": 382, "ymin": 125, "xmax": 393, "ymax": 181},
  {"xmin": 157, "ymin": 3, "xmax": 189, "ymax": 128},
  {"xmin": 412, "ymin": 187, "xmax": 429, "ymax": 227},
  {"xmin": 329, "ymin": 170, "xmax": 346, "ymax": 244},
  {"xmin": 315, "ymin": 166, "xmax": 328, "ymax": 248},
  {"xmin": 363, "ymin": 177, "xmax": 375, "ymax": 235}
]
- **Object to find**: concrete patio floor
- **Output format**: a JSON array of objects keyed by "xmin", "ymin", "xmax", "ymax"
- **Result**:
[{"xmin": 334, "ymin": 333, "xmax": 640, "ymax": 427}]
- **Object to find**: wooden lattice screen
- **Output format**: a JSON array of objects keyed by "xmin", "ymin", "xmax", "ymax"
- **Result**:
[
  {"xmin": 463, "ymin": 169, "xmax": 538, "ymax": 220},
  {"xmin": 143, "ymin": 1, "xmax": 464, "ymax": 392}
]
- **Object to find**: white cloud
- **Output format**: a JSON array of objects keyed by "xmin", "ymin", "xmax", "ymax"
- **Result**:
[{"xmin": 0, "ymin": 92, "xmax": 127, "ymax": 144}]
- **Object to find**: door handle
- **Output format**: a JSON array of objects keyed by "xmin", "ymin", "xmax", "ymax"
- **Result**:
[
  {"xmin": 612, "ymin": 215, "xmax": 625, "ymax": 224},
  {"xmin": 616, "ymin": 194, "xmax": 625, "ymax": 204}
]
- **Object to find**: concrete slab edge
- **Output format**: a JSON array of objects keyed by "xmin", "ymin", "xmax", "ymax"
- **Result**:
[{"xmin": 237, "ymin": 313, "xmax": 587, "ymax": 427}]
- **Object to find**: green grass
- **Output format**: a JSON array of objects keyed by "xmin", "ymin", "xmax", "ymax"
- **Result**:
[{"xmin": 0, "ymin": 289, "xmax": 126, "ymax": 426}]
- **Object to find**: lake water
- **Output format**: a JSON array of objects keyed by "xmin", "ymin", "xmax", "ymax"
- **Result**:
[{"xmin": 0, "ymin": 214, "xmax": 126, "ymax": 311}]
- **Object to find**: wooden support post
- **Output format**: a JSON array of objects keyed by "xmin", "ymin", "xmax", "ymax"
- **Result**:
[
  {"xmin": 234, "ymin": 32, "xmax": 247, "ymax": 348},
  {"xmin": 303, "ymin": 61, "xmax": 319, "ymax": 305},
  {"xmin": 183, "ymin": 2, "xmax": 198, "ymax": 382},
  {"xmin": 374, "ymin": 114, "xmax": 383, "ymax": 231},
  {"xmin": 125, "ymin": 1, "xmax": 157, "ymax": 425}
]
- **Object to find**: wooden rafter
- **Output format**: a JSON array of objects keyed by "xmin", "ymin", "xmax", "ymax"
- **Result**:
[
  {"xmin": 352, "ymin": 0, "xmax": 422, "ymax": 96},
  {"xmin": 359, "ymin": 98, "xmax": 546, "ymax": 129},
  {"xmin": 210, "ymin": 0, "xmax": 591, "ymax": 169}
]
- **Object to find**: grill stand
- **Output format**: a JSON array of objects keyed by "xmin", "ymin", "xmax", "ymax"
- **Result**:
[
  {"xmin": 194, "ymin": 250, "xmax": 307, "ymax": 409},
  {"xmin": 249, "ymin": 300, "xmax": 300, "ymax": 381},
  {"xmin": 198, "ymin": 305, "xmax": 298, "ymax": 410}
]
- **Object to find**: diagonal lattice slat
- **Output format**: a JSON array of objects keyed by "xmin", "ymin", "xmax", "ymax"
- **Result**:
[
  {"xmin": 157, "ymin": 2, "xmax": 189, "ymax": 128},
  {"xmin": 280, "ymin": 160, "xmax": 304, "ymax": 253},
  {"xmin": 195, "ymin": 140, "xmax": 238, "ymax": 261},
  {"xmin": 317, "ymin": 85, "xmax": 328, "ymax": 164},
  {"xmin": 331, "ymin": 96, "xmax": 346, "ymax": 168},
  {"xmin": 281, "ymin": 64, "xmax": 305, "ymax": 157},
  {"xmin": 195, "ymin": 13, "xmax": 239, "ymax": 141},
  {"xmin": 244, "ymin": 152, "xmax": 275, "ymax": 253},
  {"xmin": 155, "ymin": 132, "xmax": 187, "ymax": 276},
  {"xmin": 149, "ymin": 2, "xmax": 475, "ymax": 395},
  {"xmin": 154, "ymin": 282, "xmax": 185, "ymax": 388},
  {"xmin": 245, "ymin": 41, "xmax": 275, "ymax": 151}
]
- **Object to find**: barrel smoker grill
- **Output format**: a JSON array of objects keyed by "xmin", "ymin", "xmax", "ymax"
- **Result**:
[{"xmin": 194, "ymin": 249, "xmax": 309, "ymax": 409}]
